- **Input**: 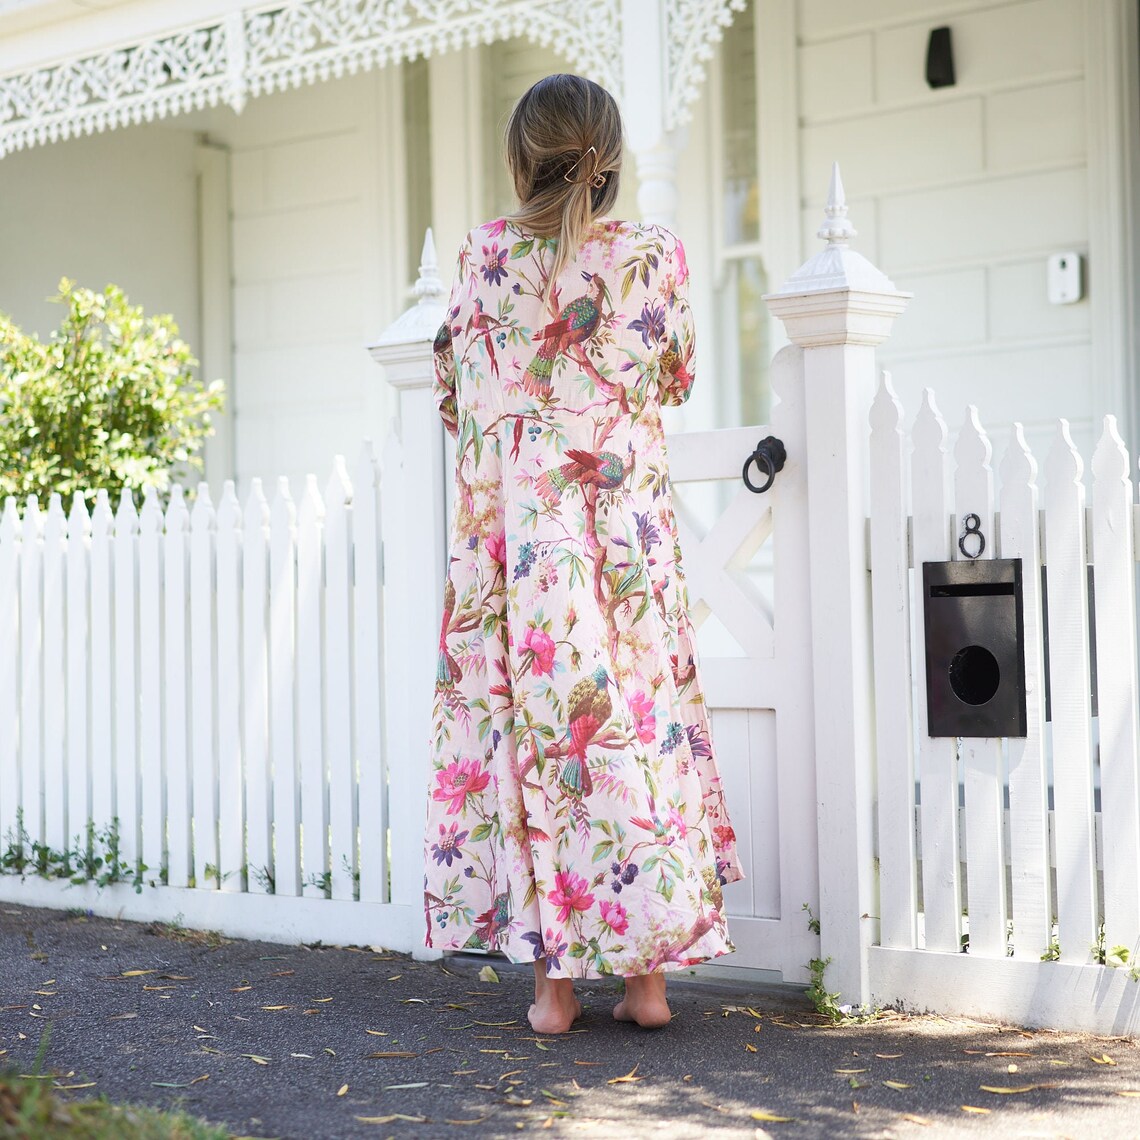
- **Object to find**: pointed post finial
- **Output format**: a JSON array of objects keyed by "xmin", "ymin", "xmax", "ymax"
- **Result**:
[
  {"xmin": 413, "ymin": 227, "xmax": 443, "ymax": 302},
  {"xmin": 818, "ymin": 162, "xmax": 857, "ymax": 247}
]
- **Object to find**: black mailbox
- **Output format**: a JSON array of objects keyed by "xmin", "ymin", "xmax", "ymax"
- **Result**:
[{"xmin": 923, "ymin": 558, "xmax": 1026, "ymax": 738}]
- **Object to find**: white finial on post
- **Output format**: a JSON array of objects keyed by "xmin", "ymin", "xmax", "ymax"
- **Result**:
[
  {"xmin": 771, "ymin": 162, "xmax": 904, "ymax": 304},
  {"xmin": 818, "ymin": 162, "xmax": 857, "ymax": 246},
  {"xmin": 413, "ymin": 228, "xmax": 444, "ymax": 303},
  {"xmin": 368, "ymin": 227, "xmax": 449, "ymax": 361}
]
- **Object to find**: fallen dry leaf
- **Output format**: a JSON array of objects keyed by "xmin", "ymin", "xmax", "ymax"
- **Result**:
[
  {"xmin": 120, "ymin": 969, "xmax": 155, "ymax": 977},
  {"xmin": 980, "ymin": 1084, "xmax": 1057, "ymax": 1094},
  {"xmin": 241, "ymin": 1054, "xmax": 271, "ymax": 1065},
  {"xmin": 55, "ymin": 1082, "xmax": 96, "ymax": 1090},
  {"xmin": 1091, "ymin": 1054, "xmax": 1116, "ymax": 1065},
  {"xmin": 875, "ymin": 1053, "xmax": 903, "ymax": 1059},
  {"xmin": 901, "ymin": 1115, "xmax": 931, "ymax": 1126},
  {"xmin": 744, "ymin": 1044, "xmax": 757, "ymax": 1053},
  {"xmin": 478, "ymin": 965, "xmax": 500, "ymax": 984},
  {"xmin": 355, "ymin": 1115, "xmax": 425, "ymax": 1124},
  {"xmin": 337, "ymin": 1084, "xmax": 348, "ymax": 1096},
  {"xmin": 607, "ymin": 1064, "xmax": 643, "ymax": 1084},
  {"xmin": 751, "ymin": 1110, "xmax": 796, "ymax": 1123},
  {"xmin": 368, "ymin": 1051, "xmax": 417, "ymax": 1059},
  {"xmin": 261, "ymin": 1005, "xmax": 291, "ymax": 1011},
  {"xmin": 108, "ymin": 1013, "xmax": 138, "ymax": 1020},
  {"xmin": 961, "ymin": 1106, "xmax": 991, "ymax": 1114},
  {"xmin": 1117, "ymin": 1090, "xmax": 1140, "ymax": 1097},
  {"xmin": 882, "ymin": 1080, "xmax": 911, "ymax": 1090},
  {"xmin": 834, "ymin": 1068, "xmax": 868, "ymax": 1074},
  {"xmin": 445, "ymin": 1117, "xmax": 489, "ymax": 1125}
]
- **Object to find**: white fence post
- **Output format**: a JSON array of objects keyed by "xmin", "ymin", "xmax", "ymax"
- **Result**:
[
  {"xmin": 368, "ymin": 229, "xmax": 448, "ymax": 925},
  {"xmin": 765, "ymin": 166, "xmax": 909, "ymax": 1004}
]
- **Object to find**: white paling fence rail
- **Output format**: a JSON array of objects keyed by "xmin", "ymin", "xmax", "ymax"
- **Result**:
[
  {"xmin": 0, "ymin": 445, "xmax": 413, "ymax": 940},
  {"xmin": 868, "ymin": 376, "xmax": 1140, "ymax": 1033}
]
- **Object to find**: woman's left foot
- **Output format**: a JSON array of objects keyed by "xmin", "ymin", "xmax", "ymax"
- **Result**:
[{"xmin": 529, "ymin": 959, "xmax": 581, "ymax": 1034}]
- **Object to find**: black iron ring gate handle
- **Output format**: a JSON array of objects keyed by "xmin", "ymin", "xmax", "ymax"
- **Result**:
[{"xmin": 742, "ymin": 436, "xmax": 787, "ymax": 494}]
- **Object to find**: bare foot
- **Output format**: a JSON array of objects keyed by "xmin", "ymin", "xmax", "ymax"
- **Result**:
[
  {"xmin": 613, "ymin": 972, "xmax": 672, "ymax": 1029},
  {"xmin": 528, "ymin": 959, "xmax": 581, "ymax": 1034}
]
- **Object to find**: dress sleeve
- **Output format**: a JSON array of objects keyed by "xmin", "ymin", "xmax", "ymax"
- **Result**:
[
  {"xmin": 432, "ymin": 318, "xmax": 459, "ymax": 438},
  {"xmin": 658, "ymin": 233, "xmax": 697, "ymax": 407},
  {"xmin": 433, "ymin": 237, "xmax": 471, "ymax": 438}
]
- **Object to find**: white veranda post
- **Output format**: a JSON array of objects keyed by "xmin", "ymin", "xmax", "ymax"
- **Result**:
[
  {"xmin": 765, "ymin": 166, "xmax": 909, "ymax": 1005},
  {"xmin": 369, "ymin": 229, "xmax": 449, "ymax": 933}
]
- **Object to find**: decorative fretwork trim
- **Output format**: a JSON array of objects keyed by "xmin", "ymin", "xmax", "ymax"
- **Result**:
[
  {"xmin": 665, "ymin": 0, "xmax": 746, "ymax": 128},
  {"xmin": 0, "ymin": 0, "xmax": 623, "ymax": 158}
]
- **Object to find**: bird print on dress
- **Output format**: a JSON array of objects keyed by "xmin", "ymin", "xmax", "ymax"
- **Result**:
[
  {"xmin": 467, "ymin": 298, "xmax": 502, "ymax": 379},
  {"xmin": 521, "ymin": 273, "xmax": 606, "ymax": 396},
  {"xmin": 558, "ymin": 666, "xmax": 612, "ymax": 799},
  {"xmin": 437, "ymin": 578, "xmax": 462, "ymax": 686},
  {"xmin": 534, "ymin": 448, "xmax": 632, "ymax": 505}
]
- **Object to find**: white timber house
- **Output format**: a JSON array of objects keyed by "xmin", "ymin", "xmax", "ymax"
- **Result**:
[{"xmin": 2, "ymin": 0, "xmax": 1136, "ymax": 482}]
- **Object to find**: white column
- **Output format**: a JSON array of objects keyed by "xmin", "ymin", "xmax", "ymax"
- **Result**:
[
  {"xmin": 367, "ymin": 230, "xmax": 448, "ymax": 942},
  {"xmin": 621, "ymin": 0, "xmax": 679, "ymax": 227},
  {"xmin": 765, "ymin": 165, "xmax": 910, "ymax": 1005}
]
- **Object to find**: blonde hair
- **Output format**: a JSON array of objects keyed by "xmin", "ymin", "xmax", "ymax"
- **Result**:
[{"xmin": 505, "ymin": 74, "xmax": 623, "ymax": 295}]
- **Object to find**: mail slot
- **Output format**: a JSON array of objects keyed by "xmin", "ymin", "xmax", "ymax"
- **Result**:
[{"xmin": 923, "ymin": 558, "xmax": 1027, "ymax": 738}]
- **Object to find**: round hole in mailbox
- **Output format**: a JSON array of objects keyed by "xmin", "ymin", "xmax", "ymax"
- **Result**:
[{"xmin": 948, "ymin": 645, "xmax": 1000, "ymax": 706}]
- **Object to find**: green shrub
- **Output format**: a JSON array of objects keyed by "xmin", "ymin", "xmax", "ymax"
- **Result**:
[{"xmin": 0, "ymin": 279, "xmax": 224, "ymax": 503}]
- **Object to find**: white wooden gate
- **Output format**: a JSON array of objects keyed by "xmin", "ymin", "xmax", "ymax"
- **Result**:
[{"xmin": 667, "ymin": 346, "xmax": 819, "ymax": 980}]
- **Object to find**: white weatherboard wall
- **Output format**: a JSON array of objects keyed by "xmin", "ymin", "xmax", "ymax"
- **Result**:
[
  {"xmin": 190, "ymin": 71, "xmax": 404, "ymax": 490},
  {"xmin": 796, "ymin": 0, "xmax": 1096, "ymax": 461},
  {"xmin": 0, "ymin": 125, "xmax": 200, "ymax": 348}
]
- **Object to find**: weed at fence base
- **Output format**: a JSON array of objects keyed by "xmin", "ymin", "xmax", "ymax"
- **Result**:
[{"xmin": 1, "ymin": 811, "xmax": 147, "ymax": 893}]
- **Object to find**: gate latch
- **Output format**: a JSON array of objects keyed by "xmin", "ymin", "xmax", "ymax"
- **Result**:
[{"xmin": 742, "ymin": 436, "xmax": 787, "ymax": 494}]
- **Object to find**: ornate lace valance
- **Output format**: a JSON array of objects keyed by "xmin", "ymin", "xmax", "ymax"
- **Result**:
[{"xmin": 0, "ymin": 0, "xmax": 744, "ymax": 158}]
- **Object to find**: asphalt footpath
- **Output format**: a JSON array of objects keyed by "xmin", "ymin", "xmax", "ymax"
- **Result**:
[{"xmin": 2, "ymin": 903, "xmax": 1139, "ymax": 1139}]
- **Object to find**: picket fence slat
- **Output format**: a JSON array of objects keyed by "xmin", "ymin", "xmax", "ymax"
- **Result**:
[
  {"xmin": 242, "ymin": 481, "xmax": 272, "ymax": 895},
  {"xmin": 90, "ymin": 493, "xmax": 114, "ymax": 845},
  {"xmin": 869, "ymin": 374, "xmax": 917, "ymax": 949},
  {"xmin": 297, "ymin": 476, "xmax": 326, "ymax": 898},
  {"xmin": 324, "ymin": 459, "xmax": 356, "ymax": 902},
  {"xmin": 0, "ymin": 503, "xmax": 20, "ymax": 848},
  {"xmin": 998, "ymin": 426, "xmax": 1052, "ymax": 959},
  {"xmin": 1091, "ymin": 417, "xmax": 1140, "ymax": 952},
  {"xmin": 66, "ymin": 496, "xmax": 90, "ymax": 855},
  {"xmin": 20, "ymin": 498, "xmax": 44, "ymax": 847},
  {"xmin": 42, "ymin": 497, "xmax": 67, "ymax": 854},
  {"xmin": 270, "ymin": 480, "xmax": 300, "ymax": 898},
  {"xmin": 1044, "ymin": 422, "xmax": 1099, "ymax": 962},
  {"xmin": 910, "ymin": 391, "xmax": 962, "ymax": 952},
  {"xmin": 191, "ymin": 487, "xmax": 218, "ymax": 889},
  {"xmin": 954, "ymin": 409, "xmax": 1007, "ymax": 958},
  {"xmin": 139, "ymin": 488, "xmax": 164, "ymax": 883},
  {"xmin": 353, "ymin": 444, "xmax": 386, "ymax": 904},
  {"xmin": 164, "ymin": 489, "xmax": 191, "ymax": 889},
  {"xmin": 216, "ymin": 483, "xmax": 244, "ymax": 891},
  {"xmin": 114, "ymin": 493, "xmax": 140, "ymax": 873}
]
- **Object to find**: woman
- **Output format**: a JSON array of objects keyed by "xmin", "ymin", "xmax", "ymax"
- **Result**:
[{"xmin": 424, "ymin": 73, "xmax": 742, "ymax": 1033}]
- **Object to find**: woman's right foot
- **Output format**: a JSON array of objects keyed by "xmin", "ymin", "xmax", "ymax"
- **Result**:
[{"xmin": 612, "ymin": 972, "xmax": 671, "ymax": 1029}]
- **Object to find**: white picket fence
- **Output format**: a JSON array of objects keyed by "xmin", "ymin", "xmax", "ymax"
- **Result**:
[
  {"xmin": 0, "ymin": 444, "xmax": 432, "ymax": 947},
  {"xmin": 867, "ymin": 377, "xmax": 1140, "ymax": 1032}
]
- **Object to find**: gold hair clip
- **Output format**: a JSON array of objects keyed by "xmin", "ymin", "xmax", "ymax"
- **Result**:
[{"xmin": 563, "ymin": 146, "xmax": 607, "ymax": 189}]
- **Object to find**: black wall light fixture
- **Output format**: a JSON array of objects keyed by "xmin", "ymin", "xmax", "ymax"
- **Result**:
[{"xmin": 926, "ymin": 26, "xmax": 956, "ymax": 89}]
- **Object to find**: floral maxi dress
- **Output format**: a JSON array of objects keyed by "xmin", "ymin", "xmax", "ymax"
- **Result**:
[{"xmin": 424, "ymin": 218, "xmax": 743, "ymax": 978}]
